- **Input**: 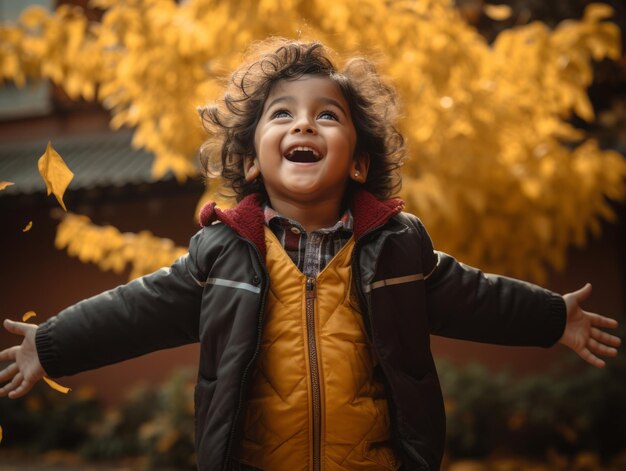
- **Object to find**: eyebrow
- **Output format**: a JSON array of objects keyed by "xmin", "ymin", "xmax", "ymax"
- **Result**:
[
  {"xmin": 319, "ymin": 97, "xmax": 348, "ymax": 115},
  {"xmin": 265, "ymin": 96, "xmax": 293, "ymax": 110},
  {"xmin": 265, "ymin": 96, "xmax": 348, "ymax": 115}
]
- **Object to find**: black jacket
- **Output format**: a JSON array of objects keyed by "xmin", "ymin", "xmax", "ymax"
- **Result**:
[{"xmin": 36, "ymin": 191, "xmax": 566, "ymax": 471}]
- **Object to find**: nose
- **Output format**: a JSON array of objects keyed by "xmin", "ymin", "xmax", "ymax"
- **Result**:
[{"xmin": 291, "ymin": 116, "xmax": 317, "ymax": 135}]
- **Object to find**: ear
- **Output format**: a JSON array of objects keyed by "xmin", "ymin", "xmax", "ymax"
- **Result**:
[
  {"xmin": 243, "ymin": 156, "xmax": 261, "ymax": 182},
  {"xmin": 350, "ymin": 152, "xmax": 370, "ymax": 183}
]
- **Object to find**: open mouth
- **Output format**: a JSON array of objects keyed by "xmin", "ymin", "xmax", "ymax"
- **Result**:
[{"xmin": 284, "ymin": 146, "xmax": 322, "ymax": 163}]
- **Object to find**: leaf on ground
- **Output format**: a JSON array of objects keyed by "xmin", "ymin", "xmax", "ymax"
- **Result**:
[
  {"xmin": 0, "ymin": 181, "xmax": 14, "ymax": 191},
  {"xmin": 43, "ymin": 376, "xmax": 71, "ymax": 394},
  {"xmin": 37, "ymin": 142, "xmax": 74, "ymax": 211},
  {"xmin": 22, "ymin": 221, "xmax": 33, "ymax": 232},
  {"xmin": 22, "ymin": 311, "xmax": 37, "ymax": 322}
]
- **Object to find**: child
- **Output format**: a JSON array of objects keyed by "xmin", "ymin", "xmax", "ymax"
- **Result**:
[{"xmin": 0, "ymin": 39, "xmax": 621, "ymax": 471}]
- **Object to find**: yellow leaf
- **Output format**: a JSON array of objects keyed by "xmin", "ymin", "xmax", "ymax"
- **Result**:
[
  {"xmin": 0, "ymin": 424, "xmax": 2, "ymax": 444},
  {"xmin": 37, "ymin": 141, "xmax": 74, "ymax": 211},
  {"xmin": 484, "ymin": 4, "xmax": 513, "ymax": 21},
  {"xmin": 0, "ymin": 181, "xmax": 14, "ymax": 191},
  {"xmin": 22, "ymin": 311, "xmax": 37, "ymax": 322},
  {"xmin": 22, "ymin": 221, "xmax": 33, "ymax": 232},
  {"xmin": 583, "ymin": 3, "xmax": 614, "ymax": 22},
  {"xmin": 19, "ymin": 5, "xmax": 50, "ymax": 29},
  {"xmin": 43, "ymin": 376, "xmax": 71, "ymax": 394},
  {"xmin": 575, "ymin": 92, "xmax": 595, "ymax": 122}
]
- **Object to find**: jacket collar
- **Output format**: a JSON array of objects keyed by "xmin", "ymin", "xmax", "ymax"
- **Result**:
[
  {"xmin": 198, "ymin": 191, "xmax": 404, "ymax": 258},
  {"xmin": 350, "ymin": 190, "xmax": 405, "ymax": 240}
]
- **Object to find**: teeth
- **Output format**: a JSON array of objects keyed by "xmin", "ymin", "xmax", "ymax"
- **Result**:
[{"xmin": 286, "ymin": 146, "xmax": 320, "ymax": 158}]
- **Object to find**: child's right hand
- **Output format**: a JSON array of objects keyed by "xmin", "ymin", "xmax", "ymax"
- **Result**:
[{"xmin": 0, "ymin": 319, "xmax": 45, "ymax": 399}]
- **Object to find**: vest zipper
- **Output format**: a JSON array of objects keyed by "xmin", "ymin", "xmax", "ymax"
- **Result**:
[{"xmin": 306, "ymin": 276, "xmax": 322, "ymax": 471}]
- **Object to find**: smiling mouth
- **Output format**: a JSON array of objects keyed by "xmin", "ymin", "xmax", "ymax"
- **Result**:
[{"xmin": 284, "ymin": 146, "xmax": 322, "ymax": 163}]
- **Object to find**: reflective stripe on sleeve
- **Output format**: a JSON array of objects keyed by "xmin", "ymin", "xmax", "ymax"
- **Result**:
[
  {"xmin": 187, "ymin": 268, "xmax": 261, "ymax": 294},
  {"xmin": 364, "ymin": 273, "xmax": 424, "ymax": 293}
]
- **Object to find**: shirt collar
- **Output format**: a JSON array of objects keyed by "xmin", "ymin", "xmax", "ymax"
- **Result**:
[{"xmin": 263, "ymin": 203, "xmax": 353, "ymax": 234}]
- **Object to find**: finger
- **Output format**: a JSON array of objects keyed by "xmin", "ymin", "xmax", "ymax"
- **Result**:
[
  {"xmin": 591, "ymin": 327, "xmax": 622, "ymax": 348},
  {"xmin": 0, "ymin": 366, "xmax": 17, "ymax": 398},
  {"xmin": 3, "ymin": 319, "xmax": 30, "ymax": 337},
  {"xmin": 587, "ymin": 313, "xmax": 619, "ymax": 330},
  {"xmin": 0, "ymin": 362, "xmax": 18, "ymax": 383},
  {"xmin": 0, "ymin": 346, "xmax": 19, "ymax": 362},
  {"xmin": 578, "ymin": 347, "xmax": 606, "ymax": 369},
  {"xmin": 0, "ymin": 371, "xmax": 23, "ymax": 397},
  {"xmin": 9, "ymin": 376, "xmax": 35, "ymax": 399},
  {"xmin": 588, "ymin": 338, "xmax": 618, "ymax": 357},
  {"xmin": 574, "ymin": 283, "xmax": 593, "ymax": 303}
]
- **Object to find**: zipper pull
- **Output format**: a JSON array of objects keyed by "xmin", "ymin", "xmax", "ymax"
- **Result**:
[{"xmin": 306, "ymin": 277, "xmax": 316, "ymax": 299}]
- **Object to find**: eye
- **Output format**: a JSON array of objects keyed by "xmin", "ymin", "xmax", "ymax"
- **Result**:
[
  {"xmin": 270, "ymin": 109, "xmax": 291, "ymax": 119},
  {"xmin": 318, "ymin": 110, "xmax": 338, "ymax": 121}
]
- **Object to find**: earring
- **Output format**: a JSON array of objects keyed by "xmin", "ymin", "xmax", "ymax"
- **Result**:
[{"xmin": 354, "ymin": 171, "xmax": 360, "ymax": 177}]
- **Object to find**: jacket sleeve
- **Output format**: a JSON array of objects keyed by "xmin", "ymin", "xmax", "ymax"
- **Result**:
[
  {"xmin": 35, "ymin": 228, "xmax": 209, "ymax": 378},
  {"xmin": 411, "ymin": 216, "xmax": 566, "ymax": 347}
]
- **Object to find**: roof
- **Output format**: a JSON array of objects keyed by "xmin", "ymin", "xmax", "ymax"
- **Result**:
[{"xmin": 0, "ymin": 131, "xmax": 175, "ymax": 196}]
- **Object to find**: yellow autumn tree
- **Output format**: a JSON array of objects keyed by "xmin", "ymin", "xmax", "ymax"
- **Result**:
[{"xmin": 1, "ymin": 0, "xmax": 625, "ymax": 281}]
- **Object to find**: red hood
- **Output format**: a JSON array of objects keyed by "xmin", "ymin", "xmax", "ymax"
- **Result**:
[{"xmin": 198, "ymin": 191, "xmax": 404, "ymax": 258}]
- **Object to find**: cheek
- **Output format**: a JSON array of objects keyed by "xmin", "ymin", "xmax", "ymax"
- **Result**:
[
  {"xmin": 255, "ymin": 126, "xmax": 280, "ymax": 151},
  {"xmin": 338, "ymin": 131, "xmax": 358, "ymax": 157}
]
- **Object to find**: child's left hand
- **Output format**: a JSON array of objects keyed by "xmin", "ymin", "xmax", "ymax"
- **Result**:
[{"xmin": 559, "ymin": 283, "xmax": 621, "ymax": 368}]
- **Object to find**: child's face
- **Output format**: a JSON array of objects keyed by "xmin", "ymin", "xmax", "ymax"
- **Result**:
[{"xmin": 247, "ymin": 75, "xmax": 367, "ymax": 208}]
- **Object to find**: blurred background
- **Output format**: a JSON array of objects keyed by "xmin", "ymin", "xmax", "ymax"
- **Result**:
[{"xmin": 0, "ymin": 0, "xmax": 625, "ymax": 469}]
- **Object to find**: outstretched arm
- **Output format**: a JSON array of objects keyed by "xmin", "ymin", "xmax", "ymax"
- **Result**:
[
  {"xmin": 559, "ymin": 283, "xmax": 621, "ymax": 368},
  {"xmin": 0, "ymin": 320, "xmax": 45, "ymax": 399}
]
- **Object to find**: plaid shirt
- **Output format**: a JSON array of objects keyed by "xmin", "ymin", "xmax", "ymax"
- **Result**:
[{"xmin": 263, "ymin": 204, "xmax": 354, "ymax": 277}]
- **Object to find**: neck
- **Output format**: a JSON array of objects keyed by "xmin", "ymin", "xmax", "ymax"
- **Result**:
[{"xmin": 268, "ymin": 196, "xmax": 345, "ymax": 233}]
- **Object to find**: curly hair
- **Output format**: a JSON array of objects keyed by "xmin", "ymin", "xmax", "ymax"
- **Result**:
[{"xmin": 198, "ymin": 38, "xmax": 405, "ymax": 202}]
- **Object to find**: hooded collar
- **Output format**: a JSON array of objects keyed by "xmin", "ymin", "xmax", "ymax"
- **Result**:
[{"xmin": 198, "ymin": 191, "xmax": 404, "ymax": 258}]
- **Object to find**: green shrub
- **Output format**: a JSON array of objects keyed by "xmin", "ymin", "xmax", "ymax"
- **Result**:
[
  {"xmin": 437, "ymin": 326, "xmax": 626, "ymax": 461},
  {"xmin": 81, "ymin": 369, "xmax": 196, "ymax": 469},
  {"xmin": 0, "ymin": 383, "xmax": 101, "ymax": 452}
]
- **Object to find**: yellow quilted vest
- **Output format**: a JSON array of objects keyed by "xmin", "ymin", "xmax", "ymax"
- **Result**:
[{"xmin": 235, "ymin": 227, "xmax": 400, "ymax": 471}]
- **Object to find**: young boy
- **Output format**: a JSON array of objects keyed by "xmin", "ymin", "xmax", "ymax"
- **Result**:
[{"xmin": 0, "ymin": 39, "xmax": 621, "ymax": 471}]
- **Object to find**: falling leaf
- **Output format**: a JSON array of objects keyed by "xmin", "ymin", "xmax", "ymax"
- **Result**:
[
  {"xmin": 0, "ymin": 181, "xmax": 14, "ymax": 191},
  {"xmin": 37, "ymin": 142, "xmax": 73, "ymax": 211},
  {"xmin": 43, "ymin": 376, "xmax": 71, "ymax": 394},
  {"xmin": 22, "ymin": 221, "xmax": 33, "ymax": 232},
  {"xmin": 484, "ymin": 4, "xmax": 513, "ymax": 21},
  {"xmin": 22, "ymin": 311, "xmax": 37, "ymax": 322}
]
